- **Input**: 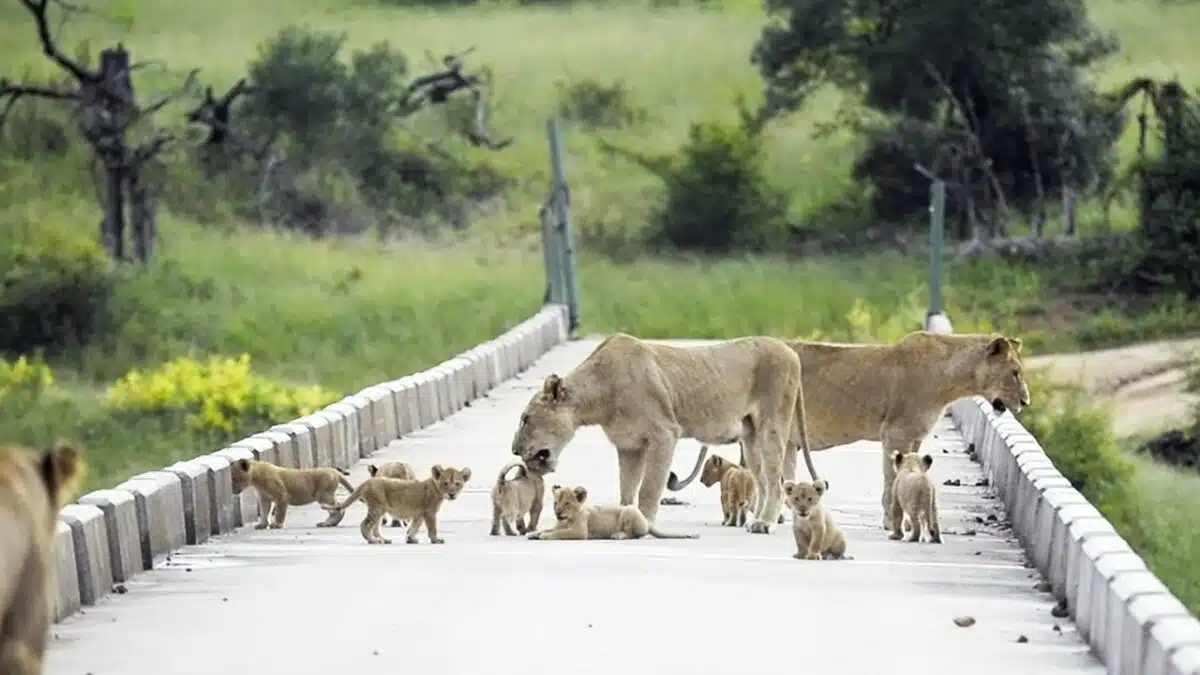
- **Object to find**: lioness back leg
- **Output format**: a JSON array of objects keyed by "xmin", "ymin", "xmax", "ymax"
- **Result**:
[{"xmin": 0, "ymin": 642, "xmax": 42, "ymax": 675}]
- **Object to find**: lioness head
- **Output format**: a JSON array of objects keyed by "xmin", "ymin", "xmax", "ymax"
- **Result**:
[
  {"xmin": 230, "ymin": 458, "xmax": 254, "ymax": 495},
  {"xmin": 977, "ymin": 336, "xmax": 1031, "ymax": 415},
  {"xmin": 511, "ymin": 374, "xmax": 578, "ymax": 473},
  {"xmin": 782, "ymin": 479, "xmax": 828, "ymax": 518},
  {"xmin": 699, "ymin": 455, "xmax": 729, "ymax": 488},
  {"xmin": 550, "ymin": 484, "xmax": 587, "ymax": 522},
  {"xmin": 893, "ymin": 451, "xmax": 933, "ymax": 474},
  {"xmin": 430, "ymin": 465, "xmax": 471, "ymax": 501}
]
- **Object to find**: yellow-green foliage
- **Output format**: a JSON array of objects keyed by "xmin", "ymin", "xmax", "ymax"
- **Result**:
[
  {"xmin": 104, "ymin": 354, "xmax": 340, "ymax": 434},
  {"xmin": 0, "ymin": 356, "xmax": 57, "ymax": 400}
]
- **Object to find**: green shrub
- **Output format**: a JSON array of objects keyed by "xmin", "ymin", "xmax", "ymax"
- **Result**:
[
  {"xmin": 556, "ymin": 76, "xmax": 648, "ymax": 130},
  {"xmin": 654, "ymin": 116, "xmax": 789, "ymax": 252},
  {"xmin": 0, "ymin": 213, "xmax": 115, "ymax": 357}
]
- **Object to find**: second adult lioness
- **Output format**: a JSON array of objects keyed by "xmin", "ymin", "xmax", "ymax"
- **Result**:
[
  {"xmin": 511, "ymin": 333, "xmax": 803, "ymax": 534},
  {"xmin": 669, "ymin": 331, "xmax": 1030, "ymax": 529}
]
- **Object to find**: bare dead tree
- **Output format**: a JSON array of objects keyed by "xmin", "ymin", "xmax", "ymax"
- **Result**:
[
  {"xmin": 0, "ymin": 0, "xmax": 197, "ymax": 264},
  {"xmin": 400, "ymin": 47, "xmax": 512, "ymax": 150},
  {"xmin": 185, "ymin": 79, "xmax": 255, "ymax": 148}
]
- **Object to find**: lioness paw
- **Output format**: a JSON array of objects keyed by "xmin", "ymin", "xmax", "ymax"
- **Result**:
[
  {"xmin": 527, "ymin": 532, "xmax": 542, "ymax": 540},
  {"xmin": 805, "ymin": 552, "xmax": 822, "ymax": 560},
  {"xmin": 747, "ymin": 520, "xmax": 773, "ymax": 534}
]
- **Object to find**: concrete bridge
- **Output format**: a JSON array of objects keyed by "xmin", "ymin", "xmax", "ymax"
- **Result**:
[{"xmin": 42, "ymin": 306, "xmax": 1200, "ymax": 675}]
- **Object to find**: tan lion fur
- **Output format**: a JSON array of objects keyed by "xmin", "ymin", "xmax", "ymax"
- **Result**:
[
  {"xmin": 0, "ymin": 441, "xmax": 86, "ymax": 675},
  {"xmin": 367, "ymin": 461, "xmax": 416, "ymax": 527},
  {"xmin": 229, "ymin": 459, "xmax": 354, "ymax": 529},
  {"xmin": 669, "ymin": 331, "xmax": 1030, "ymax": 530},
  {"xmin": 510, "ymin": 333, "xmax": 802, "ymax": 534},
  {"xmin": 782, "ymin": 479, "xmax": 847, "ymax": 560},
  {"xmin": 697, "ymin": 452, "xmax": 758, "ymax": 527},
  {"xmin": 490, "ymin": 460, "xmax": 548, "ymax": 536},
  {"xmin": 527, "ymin": 485, "xmax": 698, "ymax": 540},
  {"xmin": 323, "ymin": 465, "xmax": 471, "ymax": 544},
  {"xmin": 889, "ymin": 452, "xmax": 942, "ymax": 543}
]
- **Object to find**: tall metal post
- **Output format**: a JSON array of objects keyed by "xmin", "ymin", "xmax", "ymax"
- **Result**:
[
  {"xmin": 539, "ymin": 204, "xmax": 565, "ymax": 305},
  {"xmin": 547, "ymin": 117, "xmax": 581, "ymax": 333},
  {"xmin": 925, "ymin": 178, "xmax": 952, "ymax": 334}
]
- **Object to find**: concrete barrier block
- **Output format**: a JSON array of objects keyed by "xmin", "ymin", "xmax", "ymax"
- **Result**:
[
  {"xmin": 1168, "ymin": 646, "xmax": 1200, "ymax": 675},
  {"xmin": 505, "ymin": 334, "xmax": 521, "ymax": 376},
  {"xmin": 114, "ymin": 471, "xmax": 187, "ymax": 570},
  {"xmin": 449, "ymin": 357, "xmax": 473, "ymax": 405},
  {"xmin": 485, "ymin": 342, "xmax": 504, "ymax": 389},
  {"xmin": 1080, "ymin": 544, "xmax": 1144, "ymax": 652},
  {"xmin": 281, "ymin": 420, "xmax": 329, "ymax": 467},
  {"xmin": 263, "ymin": 424, "xmax": 303, "ymax": 468},
  {"xmin": 318, "ymin": 410, "xmax": 350, "ymax": 468},
  {"xmin": 77, "ymin": 489, "xmax": 142, "ymax": 583},
  {"xmin": 413, "ymin": 374, "xmax": 439, "ymax": 427},
  {"xmin": 213, "ymin": 447, "xmax": 258, "ymax": 528},
  {"xmin": 58, "ymin": 504, "xmax": 113, "ymax": 606},
  {"xmin": 1066, "ymin": 515, "xmax": 1123, "ymax": 626},
  {"xmin": 1108, "ymin": 572, "xmax": 1176, "ymax": 675},
  {"xmin": 431, "ymin": 366, "xmax": 453, "ymax": 418},
  {"xmin": 1130, "ymin": 594, "xmax": 1195, "ymax": 674},
  {"xmin": 165, "ymin": 459, "xmax": 212, "ymax": 546},
  {"xmin": 360, "ymin": 385, "xmax": 396, "ymax": 448},
  {"xmin": 302, "ymin": 413, "xmax": 342, "ymax": 469},
  {"xmin": 342, "ymin": 395, "xmax": 374, "ymax": 456},
  {"xmin": 327, "ymin": 402, "xmax": 361, "ymax": 458},
  {"xmin": 255, "ymin": 431, "xmax": 297, "ymax": 467},
  {"xmin": 235, "ymin": 435, "xmax": 278, "ymax": 466},
  {"xmin": 54, "ymin": 520, "xmax": 81, "ymax": 622},
  {"xmin": 461, "ymin": 350, "xmax": 486, "ymax": 400},
  {"xmin": 383, "ymin": 379, "xmax": 417, "ymax": 436},
  {"xmin": 1042, "ymin": 488, "xmax": 1097, "ymax": 600},
  {"xmin": 194, "ymin": 455, "xmax": 235, "ymax": 535},
  {"xmin": 1145, "ymin": 616, "xmax": 1200, "ymax": 675}
]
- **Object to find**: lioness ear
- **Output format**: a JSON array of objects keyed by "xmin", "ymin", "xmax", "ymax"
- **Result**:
[
  {"xmin": 41, "ymin": 441, "xmax": 86, "ymax": 510},
  {"xmin": 460, "ymin": 467, "xmax": 471, "ymax": 481},
  {"xmin": 1008, "ymin": 337, "xmax": 1023, "ymax": 354},
  {"xmin": 431, "ymin": 464, "xmax": 444, "ymax": 480},
  {"xmin": 541, "ymin": 374, "xmax": 567, "ymax": 402},
  {"xmin": 238, "ymin": 458, "xmax": 251, "ymax": 471},
  {"xmin": 892, "ymin": 450, "xmax": 904, "ymax": 468},
  {"xmin": 922, "ymin": 454, "xmax": 934, "ymax": 471},
  {"xmin": 987, "ymin": 336, "xmax": 1010, "ymax": 358},
  {"xmin": 367, "ymin": 464, "xmax": 378, "ymax": 477},
  {"xmin": 815, "ymin": 479, "xmax": 828, "ymax": 494},
  {"xmin": 573, "ymin": 486, "xmax": 588, "ymax": 503}
]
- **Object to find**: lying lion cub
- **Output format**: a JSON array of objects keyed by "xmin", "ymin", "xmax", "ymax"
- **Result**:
[
  {"xmin": 1, "ymin": 441, "xmax": 86, "ymax": 675},
  {"xmin": 367, "ymin": 461, "xmax": 416, "ymax": 527},
  {"xmin": 698, "ymin": 452, "xmax": 758, "ymax": 528},
  {"xmin": 490, "ymin": 460, "xmax": 548, "ymax": 536},
  {"xmin": 229, "ymin": 458, "xmax": 355, "ymax": 529},
  {"xmin": 323, "ymin": 465, "xmax": 471, "ymax": 544},
  {"xmin": 782, "ymin": 479, "xmax": 847, "ymax": 560},
  {"xmin": 527, "ymin": 485, "xmax": 698, "ymax": 540},
  {"xmin": 889, "ymin": 451, "xmax": 942, "ymax": 543}
]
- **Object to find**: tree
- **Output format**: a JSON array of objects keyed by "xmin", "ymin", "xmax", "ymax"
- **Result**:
[{"xmin": 751, "ymin": 0, "xmax": 1126, "ymax": 240}]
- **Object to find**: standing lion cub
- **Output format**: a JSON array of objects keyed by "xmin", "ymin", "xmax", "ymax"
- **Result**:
[
  {"xmin": 367, "ymin": 461, "xmax": 416, "ymax": 527},
  {"xmin": 889, "ymin": 451, "xmax": 942, "ymax": 543},
  {"xmin": 527, "ymin": 485, "xmax": 698, "ymax": 540},
  {"xmin": 782, "ymin": 479, "xmax": 847, "ymax": 560},
  {"xmin": 698, "ymin": 452, "xmax": 758, "ymax": 528},
  {"xmin": 229, "ymin": 458, "xmax": 355, "ymax": 529},
  {"xmin": 322, "ymin": 465, "xmax": 471, "ymax": 544},
  {"xmin": 490, "ymin": 460, "xmax": 548, "ymax": 536}
]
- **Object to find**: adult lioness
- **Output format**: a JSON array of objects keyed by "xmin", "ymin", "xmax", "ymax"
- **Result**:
[
  {"xmin": 668, "ymin": 331, "xmax": 1030, "ymax": 529},
  {"xmin": 511, "ymin": 333, "xmax": 802, "ymax": 534}
]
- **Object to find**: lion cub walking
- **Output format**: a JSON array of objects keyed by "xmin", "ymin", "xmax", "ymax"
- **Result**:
[
  {"xmin": 323, "ymin": 465, "xmax": 471, "ymax": 544},
  {"xmin": 528, "ymin": 485, "xmax": 698, "ymax": 541},
  {"xmin": 490, "ymin": 460, "xmax": 548, "ymax": 536},
  {"xmin": 889, "ymin": 451, "xmax": 942, "ymax": 543},
  {"xmin": 367, "ymin": 461, "xmax": 416, "ymax": 527},
  {"xmin": 698, "ymin": 452, "xmax": 758, "ymax": 527},
  {"xmin": 229, "ymin": 458, "xmax": 355, "ymax": 529},
  {"xmin": 782, "ymin": 479, "xmax": 847, "ymax": 560}
]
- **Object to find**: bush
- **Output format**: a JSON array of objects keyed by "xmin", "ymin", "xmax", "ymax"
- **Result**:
[
  {"xmin": 0, "ymin": 213, "xmax": 115, "ymax": 357},
  {"xmin": 0, "ymin": 355, "xmax": 57, "ymax": 401},
  {"xmin": 104, "ymin": 354, "xmax": 340, "ymax": 435},
  {"xmin": 556, "ymin": 77, "xmax": 648, "ymax": 130},
  {"xmin": 654, "ymin": 117, "xmax": 789, "ymax": 252}
]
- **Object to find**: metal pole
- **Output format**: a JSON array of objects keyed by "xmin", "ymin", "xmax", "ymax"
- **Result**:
[
  {"xmin": 547, "ymin": 117, "xmax": 580, "ymax": 333},
  {"xmin": 929, "ymin": 179, "xmax": 946, "ymax": 317},
  {"xmin": 539, "ymin": 204, "xmax": 564, "ymax": 305}
]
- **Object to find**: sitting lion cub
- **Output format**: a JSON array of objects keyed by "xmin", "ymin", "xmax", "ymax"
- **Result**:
[
  {"xmin": 889, "ymin": 451, "xmax": 942, "ymax": 543},
  {"xmin": 367, "ymin": 461, "xmax": 416, "ymax": 527},
  {"xmin": 490, "ymin": 460, "xmax": 548, "ymax": 536},
  {"xmin": 527, "ymin": 485, "xmax": 698, "ymax": 540},
  {"xmin": 782, "ymin": 479, "xmax": 847, "ymax": 560},
  {"xmin": 323, "ymin": 465, "xmax": 471, "ymax": 545},
  {"xmin": 229, "ymin": 458, "xmax": 355, "ymax": 529},
  {"xmin": 698, "ymin": 452, "xmax": 758, "ymax": 527}
]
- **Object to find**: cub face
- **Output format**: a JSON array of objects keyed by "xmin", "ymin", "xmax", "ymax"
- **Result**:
[
  {"xmin": 698, "ymin": 455, "xmax": 727, "ymax": 488},
  {"xmin": 893, "ymin": 451, "xmax": 933, "ymax": 474},
  {"xmin": 782, "ymin": 479, "xmax": 828, "ymax": 518},
  {"xmin": 431, "ymin": 465, "xmax": 471, "ymax": 501},
  {"xmin": 230, "ymin": 458, "xmax": 254, "ymax": 495},
  {"xmin": 550, "ymin": 484, "xmax": 588, "ymax": 521}
]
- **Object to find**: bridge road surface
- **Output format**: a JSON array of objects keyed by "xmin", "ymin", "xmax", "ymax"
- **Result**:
[{"xmin": 45, "ymin": 340, "xmax": 1106, "ymax": 675}]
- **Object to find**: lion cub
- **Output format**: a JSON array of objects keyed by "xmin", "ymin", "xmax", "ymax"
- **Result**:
[
  {"xmin": 323, "ymin": 465, "xmax": 471, "ymax": 544},
  {"xmin": 229, "ymin": 458, "xmax": 354, "ymax": 529},
  {"xmin": 698, "ymin": 453, "xmax": 758, "ymax": 527},
  {"xmin": 527, "ymin": 485, "xmax": 698, "ymax": 541},
  {"xmin": 490, "ymin": 460, "xmax": 548, "ymax": 536},
  {"xmin": 782, "ymin": 479, "xmax": 847, "ymax": 560},
  {"xmin": 367, "ymin": 461, "xmax": 416, "ymax": 527},
  {"xmin": 889, "ymin": 451, "xmax": 942, "ymax": 543}
]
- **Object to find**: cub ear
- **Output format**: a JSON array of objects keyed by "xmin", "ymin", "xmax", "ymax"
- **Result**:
[
  {"xmin": 551, "ymin": 484, "xmax": 562, "ymax": 493},
  {"xmin": 712, "ymin": 456, "xmax": 724, "ymax": 467},
  {"xmin": 814, "ymin": 479, "xmax": 828, "ymax": 494},
  {"xmin": 892, "ymin": 450, "xmax": 905, "ymax": 468},
  {"xmin": 921, "ymin": 454, "xmax": 934, "ymax": 471},
  {"xmin": 541, "ymin": 374, "xmax": 567, "ymax": 402},
  {"xmin": 460, "ymin": 467, "xmax": 472, "ymax": 481},
  {"xmin": 431, "ymin": 464, "xmax": 444, "ymax": 480},
  {"xmin": 367, "ymin": 464, "xmax": 379, "ymax": 477},
  {"xmin": 782, "ymin": 481, "xmax": 796, "ymax": 496},
  {"xmin": 572, "ymin": 486, "xmax": 588, "ymax": 503},
  {"xmin": 238, "ymin": 458, "xmax": 252, "ymax": 471},
  {"xmin": 986, "ymin": 336, "xmax": 1011, "ymax": 358}
]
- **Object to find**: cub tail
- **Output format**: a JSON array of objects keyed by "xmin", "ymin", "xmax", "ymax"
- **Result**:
[
  {"xmin": 325, "ymin": 480, "xmax": 369, "ymax": 513},
  {"xmin": 495, "ymin": 461, "xmax": 527, "ymax": 487}
]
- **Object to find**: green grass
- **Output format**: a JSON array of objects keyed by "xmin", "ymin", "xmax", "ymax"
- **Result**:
[{"xmin": 1131, "ymin": 457, "xmax": 1200, "ymax": 612}]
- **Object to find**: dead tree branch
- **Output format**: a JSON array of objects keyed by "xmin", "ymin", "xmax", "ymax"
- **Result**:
[{"xmin": 399, "ymin": 47, "xmax": 512, "ymax": 151}]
